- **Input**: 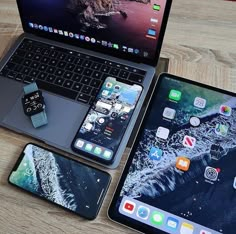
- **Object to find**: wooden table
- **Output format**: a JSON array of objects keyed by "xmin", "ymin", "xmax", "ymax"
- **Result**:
[{"xmin": 0, "ymin": 0, "xmax": 236, "ymax": 233}]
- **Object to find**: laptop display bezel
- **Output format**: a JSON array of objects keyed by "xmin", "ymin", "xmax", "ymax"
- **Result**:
[{"xmin": 16, "ymin": 0, "xmax": 172, "ymax": 67}]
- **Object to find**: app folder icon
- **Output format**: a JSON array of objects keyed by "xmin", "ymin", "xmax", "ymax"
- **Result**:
[{"xmin": 180, "ymin": 222, "xmax": 194, "ymax": 234}]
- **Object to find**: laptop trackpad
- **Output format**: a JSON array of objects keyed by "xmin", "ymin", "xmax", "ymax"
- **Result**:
[{"xmin": 3, "ymin": 92, "xmax": 88, "ymax": 148}]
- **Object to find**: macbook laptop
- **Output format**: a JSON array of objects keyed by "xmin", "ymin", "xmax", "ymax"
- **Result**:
[{"xmin": 0, "ymin": 0, "xmax": 172, "ymax": 168}]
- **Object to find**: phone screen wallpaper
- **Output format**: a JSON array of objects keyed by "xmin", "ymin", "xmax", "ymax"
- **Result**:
[
  {"xmin": 117, "ymin": 76, "xmax": 236, "ymax": 233},
  {"xmin": 74, "ymin": 77, "xmax": 142, "ymax": 161},
  {"xmin": 9, "ymin": 144, "xmax": 107, "ymax": 217}
]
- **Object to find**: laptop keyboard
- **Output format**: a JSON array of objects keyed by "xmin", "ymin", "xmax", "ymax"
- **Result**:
[{"xmin": 0, "ymin": 39, "xmax": 146, "ymax": 104}]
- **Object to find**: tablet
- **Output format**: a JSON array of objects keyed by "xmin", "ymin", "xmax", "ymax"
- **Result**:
[{"xmin": 108, "ymin": 73, "xmax": 236, "ymax": 234}]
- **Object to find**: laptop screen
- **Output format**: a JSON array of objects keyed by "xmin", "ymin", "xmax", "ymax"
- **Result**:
[{"xmin": 17, "ymin": 0, "xmax": 171, "ymax": 65}]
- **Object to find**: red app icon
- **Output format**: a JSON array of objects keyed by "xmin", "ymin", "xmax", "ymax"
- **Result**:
[{"xmin": 122, "ymin": 200, "xmax": 136, "ymax": 214}]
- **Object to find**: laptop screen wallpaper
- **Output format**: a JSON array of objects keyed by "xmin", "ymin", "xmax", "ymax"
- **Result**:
[{"xmin": 19, "ymin": 0, "xmax": 167, "ymax": 60}]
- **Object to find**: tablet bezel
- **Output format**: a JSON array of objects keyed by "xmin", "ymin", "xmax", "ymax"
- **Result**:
[{"xmin": 108, "ymin": 73, "xmax": 236, "ymax": 234}]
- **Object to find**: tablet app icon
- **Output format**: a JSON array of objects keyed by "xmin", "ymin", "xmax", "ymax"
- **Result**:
[
  {"xmin": 169, "ymin": 89, "xmax": 182, "ymax": 101},
  {"xmin": 215, "ymin": 123, "xmax": 229, "ymax": 136},
  {"xmin": 136, "ymin": 206, "xmax": 150, "ymax": 220},
  {"xmin": 219, "ymin": 105, "xmax": 231, "ymax": 116},
  {"xmin": 176, "ymin": 157, "xmax": 191, "ymax": 171},
  {"xmin": 183, "ymin": 135, "xmax": 196, "ymax": 148},
  {"xmin": 150, "ymin": 211, "xmax": 164, "ymax": 226},
  {"xmin": 156, "ymin": 127, "xmax": 170, "ymax": 140},
  {"xmin": 166, "ymin": 217, "xmax": 179, "ymax": 230},
  {"xmin": 194, "ymin": 97, "xmax": 206, "ymax": 109},
  {"xmin": 180, "ymin": 222, "xmax": 194, "ymax": 234},
  {"xmin": 163, "ymin": 107, "xmax": 176, "ymax": 120},
  {"xmin": 123, "ymin": 200, "xmax": 136, "ymax": 214},
  {"xmin": 204, "ymin": 167, "xmax": 219, "ymax": 181},
  {"xmin": 149, "ymin": 147, "xmax": 163, "ymax": 161}
]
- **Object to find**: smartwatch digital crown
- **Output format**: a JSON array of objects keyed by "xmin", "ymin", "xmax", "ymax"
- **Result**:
[{"xmin": 22, "ymin": 83, "xmax": 48, "ymax": 128}]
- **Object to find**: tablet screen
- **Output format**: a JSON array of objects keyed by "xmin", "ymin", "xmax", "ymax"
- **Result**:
[{"xmin": 109, "ymin": 74, "xmax": 236, "ymax": 234}]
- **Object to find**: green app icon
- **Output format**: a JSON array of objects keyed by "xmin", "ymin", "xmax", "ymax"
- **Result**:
[
  {"xmin": 150, "ymin": 211, "xmax": 164, "ymax": 226},
  {"xmin": 113, "ymin": 44, "xmax": 119, "ymax": 49},
  {"xmin": 94, "ymin": 147, "xmax": 102, "ymax": 155},
  {"xmin": 103, "ymin": 150, "xmax": 112, "ymax": 159},
  {"xmin": 153, "ymin": 4, "xmax": 161, "ymax": 11},
  {"xmin": 169, "ymin": 89, "xmax": 182, "ymax": 101},
  {"xmin": 85, "ymin": 144, "xmax": 93, "ymax": 152}
]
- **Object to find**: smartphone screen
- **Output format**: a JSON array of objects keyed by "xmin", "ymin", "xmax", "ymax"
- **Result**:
[
  {"xmin": 8, "ymin": 144, "xmax": 111, "ymax": 220},
  {"xmin": 72, "ymin": 77, "xmax": 143, "ymax": 164}
]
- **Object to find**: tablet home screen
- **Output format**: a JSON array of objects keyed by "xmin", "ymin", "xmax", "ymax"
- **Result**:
[{"xmin": 116, "ymin": 75, "xmax": 236, "ymax": 233}]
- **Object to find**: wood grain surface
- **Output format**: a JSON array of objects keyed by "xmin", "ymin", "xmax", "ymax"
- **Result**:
[{"xmin": 0, "ymin": 0, "xmax": 236, "ymax": 233}]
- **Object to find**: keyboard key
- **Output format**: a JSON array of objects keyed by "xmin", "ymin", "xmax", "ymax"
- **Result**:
[
  {"xmin": 65, "ymin": 56, "xmax": 75, "ymax": 63},
  {"xmin": 30, "ymin": 70, "xmax": 39, "ymax": 77},
  {"xmin": 10, "ymin": 56, "xmax": 22, "ymax": 64},
  {"xmin": 31, "ymin": 61, "xmax": 40, "ymax": 69},
  {"xmin": 15, "ymin": 49, "xmax": 26, "ymax": 57},
  {"xmin": 5, "ymin": 62, "xmax": 16, "ymax": 70},
  {"xmin": 63, "ymin": 71, "xmax": 73, "ymax": 79},
  {"xmin": 90, "ymin": 79, "xmax": 102, "ymax": 88},
  {"xmin": 128, "ymin": 73, "xmax": 144, "ymax": 83},
  {"xmin": 39, "ymin": 64, "xmax": 48, "ymax": 71},
  {"xmin": 119, "ymin": 70, "xmax": 130, "ymax": 79},
  {"xmin": 72, "ymin": 83, "xmax": 82, "ymax": 92},
  {"xmin": 92, "ymin": 71, "xmax": 102, "ymax": 79},
  {"xmin": 13, "ymin": 65, "xmax": 22, "ymax": 72},
  {"xmin": 55, "ymin": 77, "xmax": 64, "ymax": 86},
  {"xmin": 91, "ymin": 89, "xmax": 99, "ymax": 97},
  {"xmin": 58, "ymin": 53, "xmax": 66, "ymax": 60},
  {"xmin": 38, "ymin": 72, "xmax": 47, "ymax": 80},
  {"xmin": 24, "ymin": 76, "xmax": 35, "ymax": 83},
  {"xmin": 34, "ymin": 54, "xmax": 41, "ymax": 61},
  {"xmin": 46, "ymin": 75, "xmax": 56, "ymax": 83},
  {"xmin": 77, "ymin": 93, "xmax": 90, "ymax": 103},
  {"xmin": 110, "ymin": 68, "xmax": 119, "ymax": 76},
  {"xmin": 37, "ymin": 80, "xmax": 78, "ymax": 100},
  {"xmin": 83, "ymin": 60, "xmax": 92, "ymax": 68},
  {"xmin": 23, "ymin": 60, "xmax": 31, "ymax": 66},
  {"xmin": 65, "ymin": 63, "xmax": 75, "ymax": 71},
  {"xmin": 83, "ymin": 68, "xmax": 93, "ymax": 76},
  {"xmin": 41, "ymin": 57, "xmax": 50, "ymax": 63},
  {"xmin": 81, "ymin": 76, "xmax": 90, "ymax": 85},
  {"xmin": 47, "ymin": 66, "xmax": 55, "ymax": 74},
  {"xmin": 101, "ymin": 65, "xmax": 111, "ymax": 73},
  {"xmin": 72, "ymin": 74, "xmax": 82, "ymax": 82},
  {"xmin": 16, "ymin": 73, "xmax": 25, "ymax": 81},
  {"xmin": 58, "ymin": 61, "xmax": 66, "ymax": 69},
  {"xmin": 74, "ymin": 58, "xmax": 84, "ymax": 65},
  {"xmin": 50, "ymin": 50, "xmax": 58, "ymax": 58},
  {"xmin": 91, "ymin": 63, "xmax": 101, "ymax": 70},
  {"xmin": 63, "ymin": 80, "xmax": 73, "ymax": 89},
  {"xmin": 81, "ymin": 85, "xmax": 92, "ymax": 94},
  {"xmin": 49, "ymin": 59, "xmax": 57, "ymax": 66},
  {"xmin": 74, "ymin": 66, "xmax": 84, "ymax": 74},
  {"xmin": 22, "ymin": 67, "xmax": 31, "ymax": 75},
  {"xmin": 55, "ymin": 69, "xmax": 64, "ymax": 77},
  {"xmin": 7, "ymin": 71, "xmax": 17, "ymax": 79}
]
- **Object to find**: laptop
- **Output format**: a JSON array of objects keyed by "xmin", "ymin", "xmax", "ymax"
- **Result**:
[{"xmin": 0, "ymin": 0, "xmax": 172, "ymax": 168}]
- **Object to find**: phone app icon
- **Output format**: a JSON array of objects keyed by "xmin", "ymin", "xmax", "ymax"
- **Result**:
[
  {"xmin": 150, "ymin": 211, "xmax": 164, "ymax": 226},
  {"xmin": 114, "ymin": 103, "xmax": 122, "ymax": 111},
  {"xmin": 176, "ymin": 157, "xmax": 191, "ymax": 171},
  {"xmin": 200, "ymin": 230, "xmax": 212, "ymax": 234},
  {"xmin": 147, "ymin": 29, "xmax": 156, "ymax": 36},
  {"xmin": 194, "ymin": 97, "xmax": 206, "ymax": 109},
  {"xmin": 166, "ymin": 217, "xmax": 179, "ymax": 230},
  {"xmin": 156, "ymin": 127, "xmax": 170, "ymax": 140},
  {"xmin": 94, "ymin": 147, "xmax": 102, "ymax": 155},
  {"xmin": 180, "ymin": 222, "xmax": 194, "ymax": 234},
  {"xmin": 149, "ymin": 146, "xmax": 163, "ymax": 161},
  {"xmin": 123, "ymin": 106, "xmax": 131, "ymax": 113},
  {"xmin": 75, "ymin": 139, "xmax": 85, "ymax": 148},
  {"xmin": 190, "ymin": 116, "xmax": 200, "ymax": 127},
  {"xmin": 114, "ymin": 85, "xmax": 121, "ymax": 91},
  {"xmin": 215, "ymin": 123, "xmax": 229, "ymax": 136},
  {"xmin": 98, "ymin": 118, "xmax": 105, "ymax": 124},
  {"xmin": 103, "ymin": 150, "xmax": 112, "ymax": 159},
  {"xmin": 153, "ymin": 4, "xmax": 161, "ymax": 11},
  {"xmin": 85, "ymin": 143, "xmax": 93, "ymax": 152},
  {"xmin": 163, "ymin": 107, "xmax": 176, "ymax": 119},
  {"xmin": 106, "ymin": 82, "xmax": 113, "ymax": 89},
  {"xmin": 150, "ymin": 18, "xmax": 158, "ymax": 23},
  {"xmin": 102, "ymin": 90, "xmax": 109, "ymax": 96},
  {"xmin": 85, "ymin": 123, "xmax": 93, "ymax": 131},
  {"xmin": 219, "ymin": 105, "xmax": 231, "ymax": 116},
  {"xmin": 204, "ymin": 167, "xmax": 219, "ymax": 181},
  {"xmin": 233, "ymin": 177, "xmax": 236, "ymax": 189},
  {"xmin": 122, "ymin": 200, "xmax": 136, "ymax": 214},
  {"xmin": 169, "ymin": 89, "xmax": 182, "ymax": 101},
  {"xmin": 136, "ymin": 206, "xmax": 150, "ymax": 220},
  {"xmin": 183, "ymin": 135, "xmax": 196, "ymax": 148}
]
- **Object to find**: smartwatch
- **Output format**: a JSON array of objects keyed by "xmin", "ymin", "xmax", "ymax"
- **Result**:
[{"xmin": 22, "ymin": 83, "xmax": 48, "ymax": 128}]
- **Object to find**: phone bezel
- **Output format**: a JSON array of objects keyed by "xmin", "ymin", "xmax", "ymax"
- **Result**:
[
  {"xmin": 71, "ymin": 77, "xmax": 143, "ymax": 165},
  {"xmin": 8, "ymin": 143, "xmax": 112, "ymax": 220},
  {"xmin": 108, "ymin": 73, "xmax": 236, "ymax": 233}
]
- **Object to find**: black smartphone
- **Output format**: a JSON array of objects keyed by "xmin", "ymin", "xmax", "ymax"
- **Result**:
[
  {"xmin": 8, "ymin": 143, "xmax": 111, "ymax": 220},
  {"xmin": 71, "ymin": 77, "xmax": 143, "ymax": 165}
]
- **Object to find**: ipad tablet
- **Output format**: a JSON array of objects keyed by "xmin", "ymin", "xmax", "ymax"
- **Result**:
[{"xmin": 108, "ymin": 73, "xmax": 236, "ymax": 234}]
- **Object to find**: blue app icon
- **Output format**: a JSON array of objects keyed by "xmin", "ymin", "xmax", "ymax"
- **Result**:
[
  {"xmin": 149, "ymin": 147, "xmax": 163, "ymax": 161},
  {"xmin": 136, "ymin": 206, "xmax": 150, "ymax": 220},
  {"xmin": 29, "ymin": 22, "xmax": 34, "ymax": 28},
  {"xmin": 44, "ymin": 26, "xmax": 48, "ymax": 31},
  {"xmin": 147, "ymin": 29, "xmax": 156, "ymax": 36},
  {"xmin": 166, "ymin": 217, "xmax": 179, "ymax": 230}
]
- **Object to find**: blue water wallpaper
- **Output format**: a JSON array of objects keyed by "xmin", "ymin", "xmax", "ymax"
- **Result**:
[
  {"xmin": 119, "ymin": 76, "xmax": 236, "ymax": 233},
  {"xmin": 9, "ymin": 144, "xmax": 108, "ymax": 218}
]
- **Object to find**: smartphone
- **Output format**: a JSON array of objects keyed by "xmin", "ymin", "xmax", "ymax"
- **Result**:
[
  {"xmin": 71, "ymin": 77, "xmax": 143, "ymax": 165},
  {"xmin": 8, "ymin": 143, "xmax": 111, "ymax": 220}
]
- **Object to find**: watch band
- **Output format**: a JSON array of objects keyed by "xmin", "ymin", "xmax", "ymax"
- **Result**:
[{"xmin": 23, "ymin": 83, "xmax": 48, "ymax": 128}]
